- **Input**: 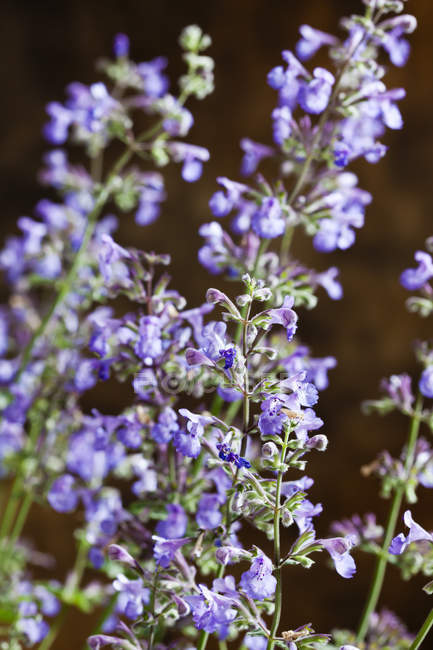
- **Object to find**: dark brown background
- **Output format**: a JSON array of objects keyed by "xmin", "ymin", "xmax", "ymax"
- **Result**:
[{"xmin": 1, "ymin": 0, "xmax": 433, "ymax": 647}]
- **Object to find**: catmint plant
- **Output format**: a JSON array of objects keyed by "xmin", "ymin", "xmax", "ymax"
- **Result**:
[{"xmin": 0, "ymin": 1, "xmax": 428, "ymax": 649}]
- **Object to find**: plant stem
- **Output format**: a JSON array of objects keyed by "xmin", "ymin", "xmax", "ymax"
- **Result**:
[
  {"xmin": 197, "ymin": 305, "xmax": 252, "ymax": 650},
  {"xmin": 266, "ymin": 426, "xmax": 290, "ymax": 650},
  {"xmin": 0, "ymin": 401, "xmax": 45, "ymax": 542},
  {"xmin": 410, "ymin": 607, "xmax": 433, "ymax": 650},
  {"xmin": 356, "ymin": 395, "xmax": 423, "ymax": 642}
]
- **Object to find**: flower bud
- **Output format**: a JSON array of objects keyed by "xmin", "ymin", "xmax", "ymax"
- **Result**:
[
  {"xmin": 262, "ymin": 441, "xmax": 278, "ymax": 458},
  {"xmin": 206, "ymin": 288, "xmax": 227, "ymax": 304},
  {"xmin": 107, "ymin": 544, "xmax": 137, "ymax": 568},
  {"xmin": 281, "ymin": 509, "xmax": 294, "ymax": 527},
  {"xmin": 185, "ymin": 348, "xmax": 213, "ymax": 367},
  {"xmin": 307, "ymin": 434, "xmax": 328, "ymax": 451}
]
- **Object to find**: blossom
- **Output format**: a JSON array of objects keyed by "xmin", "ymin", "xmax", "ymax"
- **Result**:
[
  {"xmin": 113, "ymin": 33, "xmax": 129, "ymax": 58},
  {"xmin": 219, "ymin": 347, "xmax": 236, "ymax": 369},
  {"xmin": 381, "ymin": 373, "xmax": 414, "ymax": 411},
  {"xmin": 134, "ymin": 316, "xmax": 163, "ymax": 365},
  {"xmin": 298, "ymin": 68, "xmax": 335, "ymax": 114},
  {"xmin": 156, "ymin": 504, "xmax": 187, "ymax": 539},
  {"xmin": 239, "ymin": 138, "xmax": 273, "ymax": 176},
  {"xmin": 47, "ymin": 474, "xmax": 79, "ymax": 513},
  {"xmin": 320, "ymin": 536, "xmax": 357, "ymax": 578},
  {"xmin": 168, "ymin": 142, "xmax": 210, "ymax": 182},
  {"xmin": 153, "ymin": 535, "xmax": 189, "ymax": 568},
  {"xmin": 400, "ymin": 251, "xmax": 433, "ymax": 290},
  {"xmin": 174, "ymin": 409, "xmax": 211, "ymax": 458},
  {"xmin": 196, "ymin": 494, "xmax": 223, "ymax": 530},
  {"xmin": 185, "ymin": 584, "xmax": 237, "ymax": 636},
  {"xmin": 252, "ymin": 197, "xmax": 286, "ymax": 239},
  {"xmin": 272, "ymin": 106, "xmax": 292, "ymax": 145},
  {"xmin": 98, "ymin": 234, "xmax": 132, "ymax": 288},
  {"xmin": 296, "ymin": 24, "xmax": 338, "ymax": 60},
  {"xmin": 266, "ymin": 295, "xmax": 298, "ymax": 341},
  {"xmin": 239, "ymin": 552, "xmax": 277, "ymax": 601},
  {"xmin": 389, "ymin": 510, "xmax": 433, "ymax": 555},
  {"xmin": 151, "ymin": 407, "xmax": 179, "ymax": 444},
  {"xmin": 420, "ymin": 367, "xmax": 433, "ymax": 399},
  {"xmin": 112, "ymin": 574, "xmax": 150, "ymax": 620}
]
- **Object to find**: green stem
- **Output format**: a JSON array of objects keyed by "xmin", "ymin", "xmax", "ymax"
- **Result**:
[
  {"xmin": 198, "ymin": 304, "xmax": 252, "ymax": 650},
  {"xmin": 266, "ymin": 426, "xmax": 290, "ymax": 650},
  {"xmin": 0, "ymin": 402, "xmax": 45, "ymax": 542},
  {"xmin": 410, "ymin": 607, "xmax": 433, "ymax": 650},
  {"xmin": 8, "ymin": 491, "xmax": 33, "ymax": 545},
  {"xmin": 356, "ymin": 395, "xmax": 423, "ymax": 642},
  {"xmin": 279, "ymin": 226, "xmax": 294, "ymax": 266}
]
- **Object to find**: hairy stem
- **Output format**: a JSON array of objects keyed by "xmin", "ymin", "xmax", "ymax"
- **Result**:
[
  {"xmin": 356, "ymin": 395, "xmax": 423, "ymax": 642},
  {"xmin": 266, "ymin": 426, "xmax": 290, "ymax": 650}
]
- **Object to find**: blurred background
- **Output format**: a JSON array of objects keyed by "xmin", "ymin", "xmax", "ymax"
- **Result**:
[{"xmin": 0, "ymin": 0, "xmax": 433, "ymax": 647}]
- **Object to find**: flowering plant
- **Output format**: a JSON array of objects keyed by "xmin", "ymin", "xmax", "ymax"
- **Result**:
[{"xmin": 1, "ymin": 2, "xmax": 432, "ymax": 650}]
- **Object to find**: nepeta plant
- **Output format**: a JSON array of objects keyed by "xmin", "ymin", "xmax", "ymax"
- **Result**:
[{"xmin": 0, "ymin": 1, "xmax": 430, "ymax": 649}]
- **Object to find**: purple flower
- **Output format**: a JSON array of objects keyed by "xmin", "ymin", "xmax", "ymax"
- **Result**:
[
  {"xmin": 296, "ymin": 24, "xmax": 338, "ymax": 61},
  {"xmin": 389, "ymin": 510, "xmax": 433, "ymax": 555},
  {"xmin": 112, "ymin": 574, "xmax": 150, "ymax": 620},
  {"xmin": 381, "ymin": 373, "xmax": 414, "ymax": 411},
  {"xmin": 135, "ymin": 172, "xmax": 165, "ymax": 226},
  {"xmin": 43, "ymin": 102, "xmax": 72, "ymax": 144},
  {"xmin": 305, "ymin": 355, "xmax": 337, "ymax": 390},
  {"xmin": 217, "ymin": 442, "xmax": 251, "ymax": 469},
  {"xmin": 209, "ymin": 177, "xmax": 249, "ymax": 218},
  {"xmin": 151, "ymin": 407, "xmax": 179, "ymax": 444},
  {"xmin": 113, "ymin": 33, "xmax": 129, "ymax": 58},
  {"xmin": 382, "ymin": 26, "xmax": 411, "ymax": 67},
  {"xmin": 258, "ymin": 397, "xmax": 287, "ymax": 437},
  {"xmin": 266, "ymin": 295, "xmax": 298, "ymax": 341},
  {"xmin": 315, "ymin": 267, "xmax": 343, "ymax": 300},
  {"xmin": 239, "ymin": 552, "xmax": 277, "ymax": 601},
  {"xmin": 252, "ymin": 197, "xmax": 286, "ymax": 239},
  {"xmin": 196, "ymin": 494, "xmax": 223, "ymax": 530},
  {"xmin": 400, "ymin": 251, "xmax": 433, "ymax": 291},
  {"xmin": 219, "ymin": 347, "xmax": 236, "ymax": 369},
  {"xmin": 320, "ymin": 536, "xmax": 357, "ymax": 578},
  {"xmin": 34, "ymin": 586, "xmax": 61, "ymax": 617},
  {"xmin": 298, "ymin": 68, "xmax": 335, "ymax": 114},
  {"xmin": 47, "ymin": 474, "xmax": 79, "ymax": 513},
  {"xmin": 174, "ymin": 409, "xmax": 211, "ymax": 458},
  {"xmin": 153, "ymin": 536, "xmax": 189, "ymax": 568},
  {"xmin": 240, "ymin": 138, "xmax": 273, "ymax": 176},
  {"xmin": 98, "ymin": 234, "xmax": 132, "ymax": 288},
  {"xmin": 134, "ymin": 316, "xmax": 163, "ymax": 366},
  {"xmin": 185, "ymin": 584, "xmax": 237, "ymax": 636},
  {"xmin": 137, "ymin": 57, "xmax": 169, "ymax": 98},
  {"xmin": 17, "ymin": 618, "xmax": 49, "ymax": 645},
  {"xmin": 272, "ymin": 106, "xmax": 293, "ymax": 145},
  {"xmin": 156, "ymin": 504, "xmax": 187, "ymax": 539},
  {"xmin": 107, "ymin": 544, "xmax": 137, "ymax": 568},
  {"xmin": 419, "ymin": 367, "xmax": 433, "ymax": 399},
  {"xmin": 168, "ymin": 142, "xmax": 210, "ymax": 182}
]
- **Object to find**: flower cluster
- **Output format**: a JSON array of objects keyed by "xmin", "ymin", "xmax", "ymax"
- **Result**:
[{"xmin": 1, "ymin": 2, "xmax": 430, "ymax": 650}]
